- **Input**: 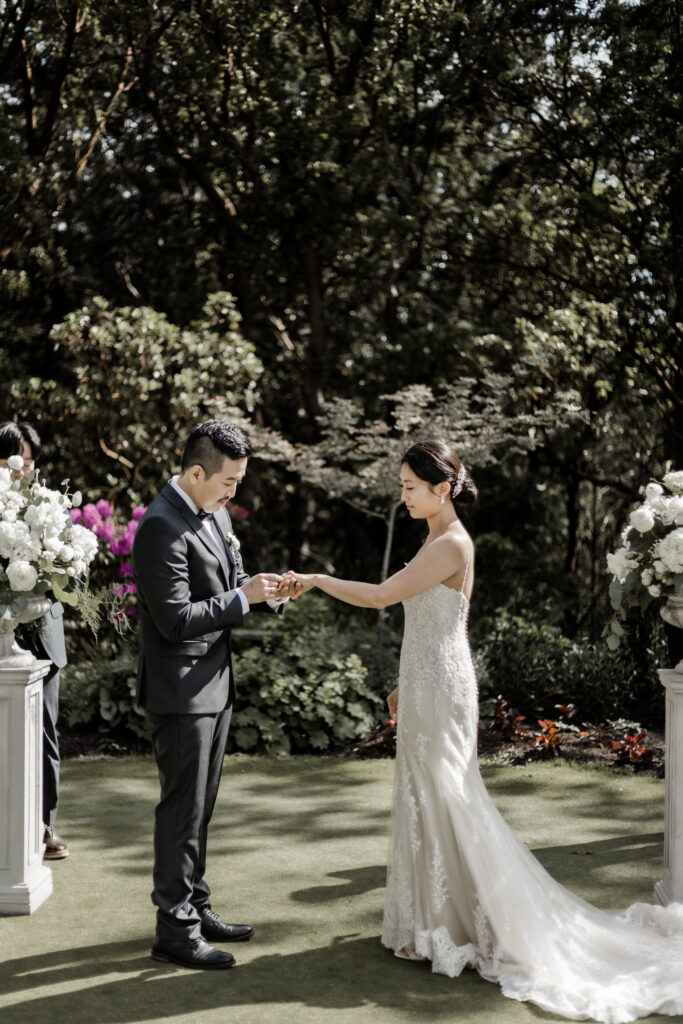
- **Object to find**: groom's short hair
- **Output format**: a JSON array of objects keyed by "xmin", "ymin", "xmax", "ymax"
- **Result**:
[{"xmin": 181, "ymin": 420, "xmax": 252, "ymax": 477}]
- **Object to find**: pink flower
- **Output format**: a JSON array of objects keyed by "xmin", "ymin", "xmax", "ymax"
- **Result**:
[
  {"xmin": 227, "ymin": 502, "xmax": 248, "ymax": 521},
  {"xmin": 96, "ymin": 499, "xmax": 113, "ymax": 518},
  {"xmin": 69, "ymin": 509, "xmax": 82, "ymax": 525},
  {"xmin": 111, "ymin": 581, "xmax": 137, "ymax": 597},
  {"xmin": 81, "ymin": 503, "xmax": 102, "ymax": 528},
  {"xmin": 118, "ymin": 561, "xmax": 134, "ymax": 578},
  {"xmin": 94, "ymin": 520, "xmax": 115, "ymax": 543},
  {"xmin": 132, "ymin": 507, "xmax": 147, "ymax": 521},
  {"xmin": 111, "ymin": 536, "xmax": 132, "ymax": 557}
]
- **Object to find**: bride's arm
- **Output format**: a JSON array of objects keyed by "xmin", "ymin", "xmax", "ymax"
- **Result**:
[{"xmin": 288, "ymin": 535, "xmax": 465, "ymax": 609}]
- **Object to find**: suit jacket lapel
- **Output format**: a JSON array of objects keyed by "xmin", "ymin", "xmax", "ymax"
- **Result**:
[{"xmin": 161, "ymin": 483, "xmax": 232, "ymax": 586}]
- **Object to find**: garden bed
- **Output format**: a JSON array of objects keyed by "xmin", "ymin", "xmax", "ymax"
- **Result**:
[
  {"xmin": 341, "ymin": 698, "xmax": 666, "ymax": 776},
  {"xmin": 57, "ymin": 698, "xmax": 665, "ymax": 775}
]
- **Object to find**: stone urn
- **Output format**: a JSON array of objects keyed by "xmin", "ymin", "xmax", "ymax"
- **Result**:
[
  {"xmin": 661, "ymin": 596, "xmax": 683, "ymax": 672},
  {"xmin": 0, "ymin": 595, "xmax": 52, "ymax": 667}
]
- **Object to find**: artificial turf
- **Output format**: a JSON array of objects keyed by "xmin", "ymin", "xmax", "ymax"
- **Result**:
[{"xmin": 0, "ymin": 755, "xmax": 676, "ymax": 1024}]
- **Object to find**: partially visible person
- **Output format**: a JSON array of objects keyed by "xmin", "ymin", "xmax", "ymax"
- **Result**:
[{"xmin": 0, "ymin": 420, "xmax": 69, "ymax": 860}]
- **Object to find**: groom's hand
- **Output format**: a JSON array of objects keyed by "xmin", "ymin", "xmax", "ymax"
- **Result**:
[{"xmin": 240, "ymin": 573, "xmax": 284, "ymax": 605}]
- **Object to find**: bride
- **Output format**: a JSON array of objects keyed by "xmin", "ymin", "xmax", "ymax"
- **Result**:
[{"xmin": 285, "ymin": 439, "xmax": 683, "ymax": 1024}]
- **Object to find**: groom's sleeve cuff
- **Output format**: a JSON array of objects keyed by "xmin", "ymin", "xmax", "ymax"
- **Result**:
[{"xmin": 237, "ymin": 588, "xmax": 250, "ymax": 614}]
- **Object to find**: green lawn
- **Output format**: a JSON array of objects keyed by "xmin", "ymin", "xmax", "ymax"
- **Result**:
[{"xmin": 0, "ymin": 756, "xmax": 677, "ymax": 1024}]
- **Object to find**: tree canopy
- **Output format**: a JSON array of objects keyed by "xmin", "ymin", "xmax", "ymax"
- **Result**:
[{"xmin": 1, "ymin": 0, "xmax": 681, "ymax": 641}]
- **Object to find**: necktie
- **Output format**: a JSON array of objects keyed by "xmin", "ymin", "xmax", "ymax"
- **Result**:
[{"xmin": 197, "ymin": 510, "xmax": 213, "ymax": 521}]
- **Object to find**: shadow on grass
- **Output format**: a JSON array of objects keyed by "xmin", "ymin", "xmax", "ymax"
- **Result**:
[
  {"xmin": 0, "ymin": 935, "xmax": 563, "ymax": 1024},
  {"xmin": 290, "ymin": 865, "xmax": 387, "ymax": 903}
]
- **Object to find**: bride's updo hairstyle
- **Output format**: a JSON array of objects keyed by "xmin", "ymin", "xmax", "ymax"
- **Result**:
[{"xmin": 401, "ymin": 440, "xmax": 478, "ymax": 507}]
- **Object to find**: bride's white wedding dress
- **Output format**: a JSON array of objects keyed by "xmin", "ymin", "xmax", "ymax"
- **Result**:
[{"xmin": 381, "ymin": 574, "xmax": 683, "ymax": 1023}]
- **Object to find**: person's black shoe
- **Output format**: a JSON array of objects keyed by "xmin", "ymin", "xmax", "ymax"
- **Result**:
[
  {"xmin": 201, "ymin": 907, "xmax": 254, "ymax": 943},
  {"xmin": 151, "ymin": 937, "xmax": 236, "ymax": 969}
]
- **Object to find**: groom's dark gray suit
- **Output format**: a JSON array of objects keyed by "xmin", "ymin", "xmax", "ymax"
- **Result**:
[{"xmin": 133, "ymin": 480, "xmax": 266, "ymax": 944}]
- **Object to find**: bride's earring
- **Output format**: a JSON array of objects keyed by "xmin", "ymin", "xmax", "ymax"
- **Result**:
[{"xmin": 440, "ymin": 494, "xmax": 445, "ymax": 505}]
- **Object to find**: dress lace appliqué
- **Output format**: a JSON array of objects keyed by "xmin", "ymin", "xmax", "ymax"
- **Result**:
[{"xmin": 380, "ymin": 584, "xmax": 683, "ymax": 1023}]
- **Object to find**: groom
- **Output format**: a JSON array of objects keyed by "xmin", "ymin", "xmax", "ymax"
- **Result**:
[{"xmin": 133, "ymin": 420, "xmax": 286, "ymax": 969}]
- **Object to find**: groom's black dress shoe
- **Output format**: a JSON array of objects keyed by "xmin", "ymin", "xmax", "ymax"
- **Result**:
[
  {"xmin": 151, "ymin": 937, "xmax": 236, "ymax": 969},
  {"xmin": 201, "ymin": 907, "xmax": 254, "ymax": 943}
]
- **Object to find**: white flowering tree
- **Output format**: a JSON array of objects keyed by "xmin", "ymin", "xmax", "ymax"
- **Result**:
[
  {"xmin": 292, "ymin": 379, "xmax": 584, "ymax": 595},
  {"xmin": 605, "ymin": 472, "xmax": 683, "ymax": 648}
]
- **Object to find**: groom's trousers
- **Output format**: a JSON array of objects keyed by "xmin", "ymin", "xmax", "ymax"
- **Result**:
[{"xmin": 146, "ymin": 704, "xmax": 232, "ymax": 944}]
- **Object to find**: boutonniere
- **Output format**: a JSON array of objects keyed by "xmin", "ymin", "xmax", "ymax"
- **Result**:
[{"xmin": 225, "ymin": 531, "xmax": 240, "ymax": 553}]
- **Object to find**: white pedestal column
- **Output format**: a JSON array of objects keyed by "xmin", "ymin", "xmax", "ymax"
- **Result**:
[
  {"xmin": 0, "ymin": 656, "xmax": 53, "ymax": 915},
  {"xmin": 654, "ymin": 667, "xmax": 683, "ymax": 906}
]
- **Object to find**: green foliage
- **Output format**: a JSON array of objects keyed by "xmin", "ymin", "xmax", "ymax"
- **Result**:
[
  {"xmin": 2, "ymin": 0, "xmax": 683, "ymax": 672},
  {"xmin": 231, "ymin": 599, "xmax": 385, "ymax": 754},
  {"xmin": 59, "ymin": 597, "xmax": 391, "ymax": 751},
  {"xmin": 60, "ymin": 645, "xmax": 148, "ymax": 739},
  {"xmin": 2, "ymin": 293, "xmax": 263, "ymax": 505},
  {"xmin": 476, "ymin": 610, "xmax": 667, "ymax": 728}
]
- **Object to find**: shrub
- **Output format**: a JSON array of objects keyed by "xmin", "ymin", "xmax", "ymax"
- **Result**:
[
  {"xmin": 230, "ymin": 597, "xmax": 386, "ymax": 754},
  {"xmin": 476, "ymin": 610, "xmax": 667, "ymax": 728},
  {"xmin": 60, "ymin": 596, "xmax": 392, "ymax": 752},
  {"xmin": 60, "ymin": 638, "xmax": 148, "ymax": 740}
]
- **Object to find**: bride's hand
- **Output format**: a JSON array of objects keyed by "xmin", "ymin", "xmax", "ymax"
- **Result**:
[
  {"xmin": 279, "ymin": 571, "xmax": 316, "ymax": 600},
  {"xmin": 387, "ymin": 686, "xmax": 399, "ymax": 720}
]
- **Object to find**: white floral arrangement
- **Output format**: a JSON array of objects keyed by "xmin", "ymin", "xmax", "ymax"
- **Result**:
[
  {"xmin": 605, "ymin": 470, "xmax": 683, "ymax": 649},
  {"xmin": 0, "ymin": 456, "xmax": 98, "ymax": 632}
]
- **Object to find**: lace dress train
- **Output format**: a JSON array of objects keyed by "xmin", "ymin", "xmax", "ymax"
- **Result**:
[{"xmin": 381, "ymin": 582, "xmax": 683, "ymax": 1024}]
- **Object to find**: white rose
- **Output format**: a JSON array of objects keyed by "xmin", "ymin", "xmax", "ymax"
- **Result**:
[
  {"xmin": 0, "ymin": 520, "xmax": 29, "ymax": 560},
  {"xmin": 6, "ymin": 559, "xmax": 38, "ymax": 591},
  {"xmin": 3, "ymin": 491, "xmax": 25, "ymax": 509},
  {"xmin": 59, "ymin": 543, "xmax": 74, "ymax": 561},
  {"xmin": 629, "ymin": 506, "xmax": 655, "ymax": 533},
  {"xmin": 663, "ymin": 471, "xmax": 683, "ymax": 494},
  {"xmin": 653, "ymin": 559, "xmax": 667, "ymax": 578},
  {"xmin": 645, "ymin": 482, "xmax": 664, "ymax": 502},
  {"xmin": 655, "ymin": 496, "xmax": 683, "ymax": 526},
  {"xmin": 7, "ymin": 455, "xmax": 23, "ymax": 472},
  {"xmin": 641, "ymin": 568, "xmax": 653, "ymax": 586},
  {"xmin": 70, "ymin": 524, "xmax": 98, "ymax": 564},
  {"xmin": 24, "ymin": 503, "xmax": 48, "ymax": 528},
  {"xmin": 654, "ymin": 528, "xmax": 683, "ymax": 575},
  {"xmin": 607, "ymin": 547, "xmax": 639, "ymax": 583},
  {"xmin": 0, "ymin": 467, "xmax": 11, "ymax": 488},
  {"xmin": 2, "ymin": 509, "xmax": 17, "ymax": 523},
  {"xmin": 44, "ymin": 506, "xmax": 68, "ymax": 532},
  {"xmin": 648, "ymin": 584, "xmax": 662, "ymax": 597}
]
